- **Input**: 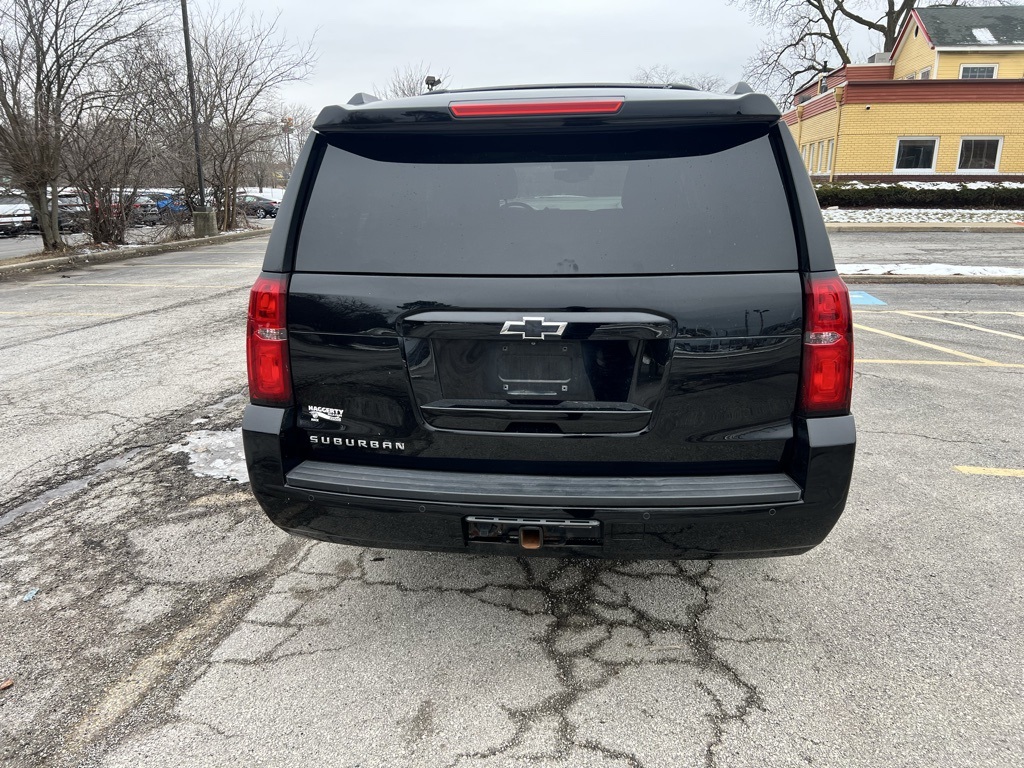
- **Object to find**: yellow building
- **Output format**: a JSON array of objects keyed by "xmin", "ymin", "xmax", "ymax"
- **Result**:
[{"xmin": 782, "ymin": 5, "xmax": 1024, "ymax": 181}]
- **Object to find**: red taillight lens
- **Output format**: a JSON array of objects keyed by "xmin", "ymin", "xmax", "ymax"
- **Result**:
[
  {"xmin": 246, "ymin": 274, "xmax": 292, "ymax": 405},
  {"xmin": 800, "ymin": 275, "xmax": 853, "ymax": 416},
  {"xmin": 449, "ymin": 98, "xmax": 624, "ymax": 118}
]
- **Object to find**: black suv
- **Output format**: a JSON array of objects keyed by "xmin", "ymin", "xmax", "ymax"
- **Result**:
[{"xmin": 243, "ymin": 84, "xmax": 855, "ymax": 559}]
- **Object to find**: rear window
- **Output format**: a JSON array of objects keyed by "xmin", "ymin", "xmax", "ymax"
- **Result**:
[{"xmin": 295, "ymin": 125, "xmax": 797, "ymax": 275}]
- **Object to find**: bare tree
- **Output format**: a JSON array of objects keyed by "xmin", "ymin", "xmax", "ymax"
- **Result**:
[
  {"xmin": 0, "ymin": 0, "xmax": 160, "ymax": 250},
  {"xmin": 632, "ymin": 64, "xmax": 726, "ymax": 92},
  {"xmin": 730, "ymin": 0, "xmax": 1010, "ymax": 103},
  {"xmin": 148, "ymin": 8, "xmax": 316, "ymax": 230},
  {"xmin": 373, "ymin": 62, "xmax": 452, "ymax": 100},
  {"xmin": 246, "ymin": 104, "xmax": 314, "ymax": 191},
  {"xmin": 632, "ymin": 64, "xmax": 681, "ymax": 85},
  {"xmin": 64, "ymin": 43, "xmax": 158, "ymax": 244}
]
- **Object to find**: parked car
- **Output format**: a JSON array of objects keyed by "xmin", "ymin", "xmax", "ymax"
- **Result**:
[
  {"xmin": 243, "ymin": 84, "xmax": 856, "ymax": 559},
  {"xmin": 141, "ymin": 191, "xmax": 191, "ymax": 223},
  {"xmin": 0, "ymin": 195, "xmax": 33, "ymax": 236},
  {"xmin": 56, "ymin": 192, "xmax": 87, "ymax": 232},
  {"xmin": 128, "ymin": 195, "xmax": 160, "ymax": 226},
  {"xmin": 237, "ymin": 194, "xmax": 279, "ymax": 218}
]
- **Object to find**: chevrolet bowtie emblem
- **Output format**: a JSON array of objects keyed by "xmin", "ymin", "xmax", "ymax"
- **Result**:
[{"xmin": 499, "ymin": 316, "xmax": 567, "ymax": 340}]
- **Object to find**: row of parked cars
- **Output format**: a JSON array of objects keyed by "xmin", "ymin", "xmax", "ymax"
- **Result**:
[
  {"xmin": 0, "ymin": 192, "xmax": 80, "ymax": 236},
  {"xmin": 0, "ymin": 189, "xmax": 281, "ymax": 237},
  {"xmin": 0, "ymin": 190, "xmax": 189, "ymax": 237}
]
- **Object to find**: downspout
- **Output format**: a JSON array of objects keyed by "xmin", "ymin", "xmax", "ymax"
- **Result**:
[
  {"xmin": 795, "ymin": 104, "xmax": 805, "ymax": 157},
  {"xmin": 829, "ymin": 85, "xmax": 845, "ymax": 183}
]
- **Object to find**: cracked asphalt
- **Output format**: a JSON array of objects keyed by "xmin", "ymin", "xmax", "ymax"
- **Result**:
[{"xmin": 1, "ymin": 240, "xmax": 1022, "ymax": 767}]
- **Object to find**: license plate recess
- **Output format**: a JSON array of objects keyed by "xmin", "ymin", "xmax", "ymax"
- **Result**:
[{"xmin": 465, "ymin": 516, "xmax": 602, "ymax": 547}]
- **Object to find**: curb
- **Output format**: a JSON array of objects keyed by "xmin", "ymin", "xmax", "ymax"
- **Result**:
[
  {"xmin": 0, "ymin": 228, "xmax": 271, "ymax": 277},
  {"xmin": 841, "ymin": 273, "xmax": 1024, "ymax": 285},
  {"xmin": 826, "ymin": 222, "xmax": 1024, "ymax": 233}
]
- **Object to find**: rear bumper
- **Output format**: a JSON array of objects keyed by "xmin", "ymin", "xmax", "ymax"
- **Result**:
[{"xmin": 243, "ymin": 405, "xmax": 855, "ymax": 559}]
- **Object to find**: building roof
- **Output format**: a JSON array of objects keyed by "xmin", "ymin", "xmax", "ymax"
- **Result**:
[{"xmin": 916, "ymin": 5, "xmax": 1024, "ymax": 47}]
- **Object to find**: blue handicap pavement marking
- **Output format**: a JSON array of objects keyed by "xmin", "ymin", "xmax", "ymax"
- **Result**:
[{"xmin": 849, "ymin": 291, "xmax": 887, "ymax": 306}]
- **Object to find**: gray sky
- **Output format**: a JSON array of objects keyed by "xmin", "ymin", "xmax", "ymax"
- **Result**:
[{"xmin": 230, "ymin": 0, "xmax": 770, "ymax": 109}]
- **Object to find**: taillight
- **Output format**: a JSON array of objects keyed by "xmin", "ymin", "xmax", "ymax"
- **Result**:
[
  {"xmin": 800, "ymin": 274, "xmax": 853, "ymax": 416},
  {"xmin": 449, "ymin": 98, "xmax": 624, "ymax": 118},
  {"xmin": 246, "ymin": 274, "xmax": 292, "ymax": 405}
]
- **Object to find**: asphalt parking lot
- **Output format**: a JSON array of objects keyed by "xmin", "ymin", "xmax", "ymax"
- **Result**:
[
  {"xmin": 0, "ymin": 217, "xmax": 273, "ymax": 264},
  {"xmin": 0, "ymin": 245, "xmax": 1021, "ymax": 768}
]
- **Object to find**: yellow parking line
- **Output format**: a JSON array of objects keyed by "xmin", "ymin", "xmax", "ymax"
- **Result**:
[
  {"xmin": 856, "ymin": 359, "xmax": 1024, "ymax": 368},
  {"xmin": 852, "ymin": 323, "xmax": 998, "ymax": 364},
  {"xmin": 894, "ymin": 311, "xmax": 1024, "ymax": 341},
  {"xmin": 26, "ymin": 282, "xmax": 233, "ymax": 289},
  {"xmin": 855, "ymin": 310, "xmax": 1024, "ymax": 316},
  {"xmin": 955, "ymin": 466, "xmax": 1024, "ymax": 478}
]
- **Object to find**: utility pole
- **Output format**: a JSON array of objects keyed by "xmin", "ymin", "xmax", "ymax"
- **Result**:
[
  {"xmin": 180, "ymin": 0, "xmax": 216, "ymax": 236},
  {"xmin": 281, "ymin": 116, "xmax": 294, "ymax": 179}
]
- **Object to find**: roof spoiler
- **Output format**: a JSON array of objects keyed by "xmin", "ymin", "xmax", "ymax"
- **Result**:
[{"xmin": 314, "ymin": 88, "xmax": 780, "ymax": 132}]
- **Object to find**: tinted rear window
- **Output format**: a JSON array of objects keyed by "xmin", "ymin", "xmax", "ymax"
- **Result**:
[{"xmin": 295, "ymin": 126, "xmax": 797, "ymax": 275}]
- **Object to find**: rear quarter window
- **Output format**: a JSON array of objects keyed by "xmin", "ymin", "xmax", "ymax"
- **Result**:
[{"xmin": 295, "ymin": 126, "xmax": 797, "ymax": 275}]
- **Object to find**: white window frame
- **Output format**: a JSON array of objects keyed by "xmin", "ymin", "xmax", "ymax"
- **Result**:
[
  {"xmin": 957, "ymin": 136, "xmax": 1003, "ymax": 173},
  {"xmin": 893, "ymin": 136, "xmax": 939, "ymax": 173},
  {"xmin": 808, "ymin": 142, "xmax": 816, "ymax": 172},
  {"xmin": 825, "ymin": 138, "xmax": 835, "ymax": 173},
  {"xmin": 959, "ymin": 63, "xmax": 998, "ymax": 79},
  {"xmin": 919, "ymin": 67, "xmax": 931, "ymax": 80}
]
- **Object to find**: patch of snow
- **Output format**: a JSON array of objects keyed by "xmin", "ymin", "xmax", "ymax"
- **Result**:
[
  {"xmin": 972, "ymin": 28, "xmax": 997, "ymax": 45},
  {"xmin": 238, "ymin": 186, "xmax": 287, "ymax": 201},
  {"xmin": 897, "ymin": 181, "xmax": 959, "ymax": 190},
  {"xmin": 167, "ymin": 429, "xmax": 248, "ymax": 483},
  {"xmin": 822, "ymin": 208, "xmax": 1024, "ymax": 223},
  {"xmin": 839, "ymin": 263, "xmax": 1024, "ymax": 277}
]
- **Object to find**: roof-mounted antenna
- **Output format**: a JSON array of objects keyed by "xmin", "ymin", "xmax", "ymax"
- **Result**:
[{"xmin": 726, "ymin": 81, "xmax": 754, "ymax": 95}]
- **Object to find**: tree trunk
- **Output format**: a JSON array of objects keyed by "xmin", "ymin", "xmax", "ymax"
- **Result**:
[{"xmin": 30, "ymin": 185, "xmax": 65, "ymax": 251}]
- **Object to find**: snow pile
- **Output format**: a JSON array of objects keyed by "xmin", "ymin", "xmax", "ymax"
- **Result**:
[
  {"xmin": 839, "ymin": 263, "xmax": 1024, "ymax": 277},
  {"xmin": 168, "ymin": 429, "xmax": 248, "ymax": 482},
  {"xmin": 822, "ymin": 208, "xmax": 1024, "ymax": 223},
  {"xmin": 238, "ymin": 186, "xmax": 287, "ymax": 200}
]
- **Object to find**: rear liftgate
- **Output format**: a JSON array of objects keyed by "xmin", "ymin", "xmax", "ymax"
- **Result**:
[{"xmin": 401, "ymin": 310, "xmax": 676, "ymax": 550}]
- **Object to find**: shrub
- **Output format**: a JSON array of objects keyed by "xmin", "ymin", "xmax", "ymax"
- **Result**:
[{"xmin": 813, "ymin": 183, "xmax": 1024, "ymax": 209}]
